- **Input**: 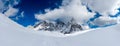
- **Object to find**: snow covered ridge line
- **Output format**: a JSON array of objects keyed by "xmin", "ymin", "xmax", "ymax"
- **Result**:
[
  {"xmin": 32, "ymin": 29, "xmax": 95, "ymax": 37},
  {"xmin": 33, "ymin": 18, "xmax": 90, "ymax": 35},
  {"xmin": 32, "ymin": 17, "xmax": 120, "ymax": 36}
]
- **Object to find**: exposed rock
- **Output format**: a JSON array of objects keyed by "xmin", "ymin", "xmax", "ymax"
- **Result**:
[{"xmin": 33, "ymin": 18, "xmax": 83, "ymax": 34}]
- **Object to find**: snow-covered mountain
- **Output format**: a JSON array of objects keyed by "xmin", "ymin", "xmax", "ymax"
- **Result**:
[
  {"xmin": 1, "ymin": 13, "xmax": 120, "ymax": 46},
  {"xmin": 33, "ymin": 18, "xmax": 85, "ymax": 34}
]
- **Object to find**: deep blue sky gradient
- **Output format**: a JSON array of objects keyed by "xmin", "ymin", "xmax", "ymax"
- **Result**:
[{"xmin": 11, "ymin": 0, "xmax": 62, "ymax": 27}]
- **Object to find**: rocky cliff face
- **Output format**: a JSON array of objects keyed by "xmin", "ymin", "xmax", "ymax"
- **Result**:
[{"xmin": 33, "ymin": 19, "xmax": 83, "ymax": 34}]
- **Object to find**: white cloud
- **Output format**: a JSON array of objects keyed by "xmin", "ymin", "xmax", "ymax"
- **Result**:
[
  {"xmin": 81, "ymin": 0, "xmax": 120, "ymax": 16},
  {"xmin": 92, "ymin": 16, "xmax": 118, "ymax": 26},
  {"xmin": 0, "ymin": 0, "xmax": 20, "ymax": 17},
  {"xmin": 80, "ymin": 0, "xmax": 120, "ymax": 27},
  {"xmin": 35, "ymin": 0, "xmax": 120, "ymax": 27},
  {"xmin": 4, "ymin": 6, "xmax": 19, "ymax": 17},
  {"xmin": 0, "ymin": 0, "xmax": 8, "ymax": 12},
  {"xmin": 35, "ymin": 0, "xmax": 95, "ymax": 25}
]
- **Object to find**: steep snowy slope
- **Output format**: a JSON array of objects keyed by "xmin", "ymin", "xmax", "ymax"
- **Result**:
[{"xmin": 0, "ymin": 14, "xmax": 120, "ymax": 46}]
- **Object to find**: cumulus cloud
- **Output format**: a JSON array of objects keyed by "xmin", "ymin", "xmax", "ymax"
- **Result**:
[
  {"xmin": 81, "ymin": 0, "xmax": 120, "ymax": 16},
  {"xmin": 80, "ymin": 0, "xmax": 120, "ymax": 27},
  {"xmin": 4, "ymin": 6, "xmax": 18, "ymax": 17},
  {"xmin": 35, "ymin": 0, "xmax": 95, "ymax": 25},
  {"xmin": 35, "ymin": 0, "xmax": 120, "ymax": 28},
  {"xmin": 0, "ymin": 0, "xmax": 20, "ymax": 17},
  {"xmin": 92, "ymin": 16, "xmax": 118, "ymax": 26}
]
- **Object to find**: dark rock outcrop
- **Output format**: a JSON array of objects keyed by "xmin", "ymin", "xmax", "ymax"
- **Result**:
[{"xmin": 34, "ymin": 19, "xmax": 83, "ymax": 34}]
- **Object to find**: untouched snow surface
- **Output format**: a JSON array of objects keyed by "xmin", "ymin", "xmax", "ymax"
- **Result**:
[{"xmin": 0, "ymin": 13, "xmax": 120, "ymax": 46}]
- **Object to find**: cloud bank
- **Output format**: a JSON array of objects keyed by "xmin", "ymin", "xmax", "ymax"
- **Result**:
[
  {"xmin": 35, "ymin": 0, "xmax": 120, "ymax": 28},
  {"xmin": 92, "ymin": 16, "xmax": 118, "ymax": 26},
  {"xmin": 81, "ymin": 0, "xmax": 120, "ymax": 16},
  {"xmin": 35, "ymin": 0, "xmax": 95, "ymax": 25}
]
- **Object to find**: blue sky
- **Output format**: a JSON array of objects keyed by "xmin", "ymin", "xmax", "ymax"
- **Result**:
[
  {"xmin": 8, "ymin": 0, "xmax": 120, "ymax": 28},
  {"xmin": 10, "ymin": 0, "xmax": 62, "ymax": 27}
]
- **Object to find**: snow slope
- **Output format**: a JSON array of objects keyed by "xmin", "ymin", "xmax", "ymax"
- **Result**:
[{"xmin": 0, "ymin": 14, "xmax": 120, "ymax": 46}]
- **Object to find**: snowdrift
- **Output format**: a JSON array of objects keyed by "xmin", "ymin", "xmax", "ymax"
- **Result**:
[{"xmin": 0, "ymin": 14, "xmax": 120, "ymax": 46}]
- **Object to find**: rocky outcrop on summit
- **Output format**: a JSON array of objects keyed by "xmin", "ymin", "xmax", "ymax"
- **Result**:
[{"xmin": 34, "ymin": 19, "xmax": 83, "ymax": 34}]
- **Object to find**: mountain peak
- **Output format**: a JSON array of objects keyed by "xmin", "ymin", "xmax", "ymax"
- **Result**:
[{"xmin": 33, "ymin": 18, "xmax": 84, "ymax": 34}]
